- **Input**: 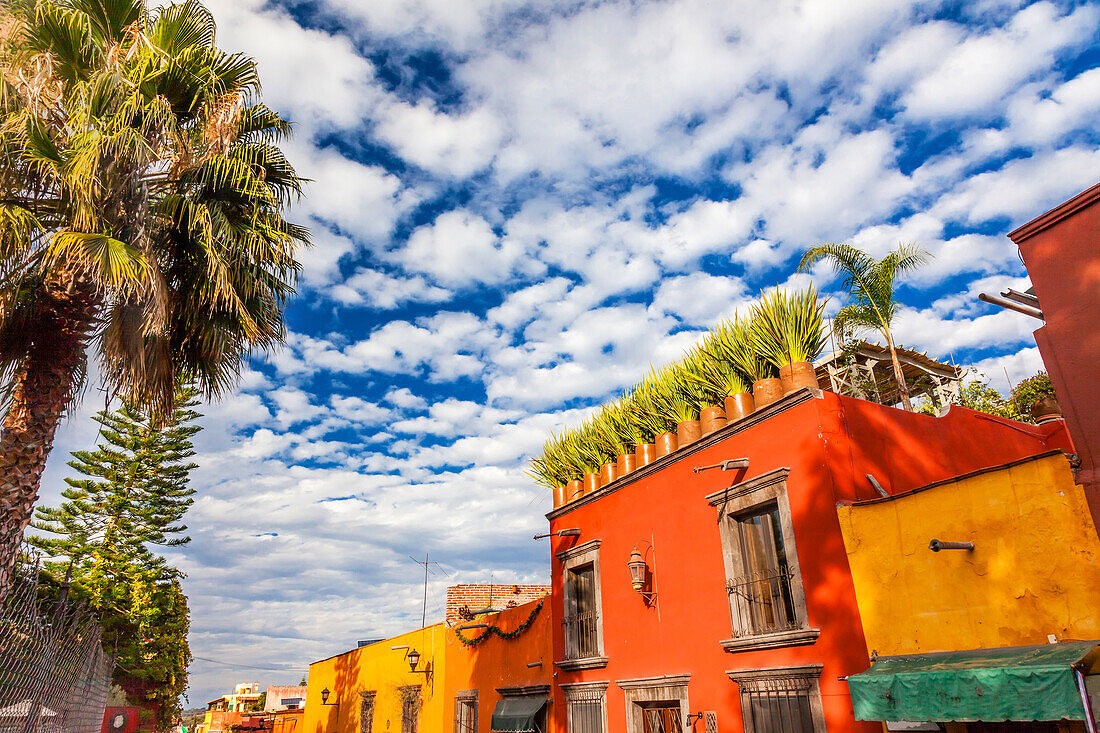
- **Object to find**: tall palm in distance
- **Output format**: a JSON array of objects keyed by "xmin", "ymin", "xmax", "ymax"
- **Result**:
[
  {"xmin": 798, "ymin": 242, "xmax": 930, "ymax": 412},
  {"xmin": 0, "ymin": 0, "xmax": 308, "ymax": 592}
]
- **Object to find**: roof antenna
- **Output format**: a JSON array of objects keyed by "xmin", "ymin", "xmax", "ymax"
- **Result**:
[{"xmin": 410, "ymin": 553, "xmax": 448, "ymax": 630}]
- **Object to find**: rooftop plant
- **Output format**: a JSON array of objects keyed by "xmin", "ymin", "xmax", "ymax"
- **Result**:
[{"xmin": 531, "ymin": 287, "xmax": 829, "ymax": 494}]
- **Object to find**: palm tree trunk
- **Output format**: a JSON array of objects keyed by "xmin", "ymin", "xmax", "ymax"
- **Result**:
[
  {"xmin": 0, "ymin": 279, "xmax": 97, "ymax": 597},
  {"xmin": 884, "ymin": 331, "xmax": 913, "ymax": 411}
]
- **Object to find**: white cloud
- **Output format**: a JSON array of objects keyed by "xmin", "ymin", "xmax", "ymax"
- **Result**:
[
  {"xmin": 396, "ymin": 210, "xmax": 536, "ymax": 288},
  {"xmin": 375, "ymin": 102, "xmax": 503, "ymax": 177},
  {"xmin": 902, "ymin": 2, "xmax": 1098, "ymax": 119}
]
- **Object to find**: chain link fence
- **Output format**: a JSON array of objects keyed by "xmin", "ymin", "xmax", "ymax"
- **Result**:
[{"xmin": 0, "ymin": 546, "xmax": 112, "ymax": 733}]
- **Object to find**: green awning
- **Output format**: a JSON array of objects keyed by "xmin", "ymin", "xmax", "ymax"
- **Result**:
[
  {"xmin": 490, "ymin": 695, "xmax": 546, "ymax": 732},
  {"xmin": 849, "ymin": 641, "xmax": 1100, "ymax": 723}
]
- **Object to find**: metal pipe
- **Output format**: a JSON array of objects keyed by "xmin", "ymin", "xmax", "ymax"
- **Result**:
[
  {"xmin": 526, "ymin": 658, "xmax": 542, "ymax": 668},
  {"xmin": 1076, "ymin": 669, "xmax": 1098, "ymax": 733},
  {"xmin": 693, "ymin": 458, "xmax": 750, "ymax": 474},
  {"xmin": 1002, "ymin": 288, "xmax": 1040, "ymax": 308},
  {"xmin": 928, "ymin": 539, "xmax": 974, "ymax": 552},
  {"xmin": 533, "ymin": 528, "xmax": 581, "ymax": 539},
  {"xmin": 979, "ymin": 292, "xmax": 1043, "ymax": 320}
]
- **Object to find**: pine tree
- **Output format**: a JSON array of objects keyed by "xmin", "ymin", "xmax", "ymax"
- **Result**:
[{"xmin": 30, "ymin": 385, "xmax": 201, "ymax": 730}]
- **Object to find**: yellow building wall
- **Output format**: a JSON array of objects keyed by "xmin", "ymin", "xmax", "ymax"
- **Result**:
[
  {"xmin": 837, "ymin": 452, "xmax": 1100, "ymax": 656},
  {"xmin": 302, "ymin": 624, "xmax": 447, "ymax": 733}
]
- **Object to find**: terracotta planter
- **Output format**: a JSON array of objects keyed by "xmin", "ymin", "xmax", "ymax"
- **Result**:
[
  {"xmin": 552, "ymin": 484, "xmax": 566, "ymax": 509},
  {"xmin": 700, "ymin": 405, "xmax": 727, "ymax": 436},
  {"xmin": 677, "ymin": 419, "xmax": 702, "ymax": 447},
  {"xmin": 583, "ymin": 473, "xmax": 601, "ymax": 495},
  {"xmin": 753, "ymin": 377, "xmax": 784, "ymax": 408},
  {"xmin": 655, "ymin": 432, "xmax": 678, "ymax": 457},
  {"xmin": 600, "ymin": 461, "xmax": 618, "ymax": 486},
  {"xmin": 616, "ymin": 452, "xmax": 638, "ymax": 477},
  {"xmin": 566, "ymin": 479, "xmax": 584, "ymax": 503},
  {"xmin": 635, "ymin": 442, "xmax": 657, "ymax": 467},
  {"xmin": 724, "ymin": 392, "xmax": 755, "ymax": 422},
  {"xmin": 1032, "ymin": 395, "xmax": 1062, "ymax": 424},
  {"xmin": 780, "ymin": 360, "xmax": 819, "ymax": 395}
]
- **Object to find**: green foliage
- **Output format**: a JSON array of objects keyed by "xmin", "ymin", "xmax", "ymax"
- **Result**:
[
  {"xmin": 0, "ymin": 0, "xmax": 310, "ymax": 419},
  {"xmin": 29, "ymin": 385, "xmax": 200, "ymax": 730},
  {"xmin": 529, "ymin": 287, "xmax": 828, "ymax": 487},
  {"xmin": 799, "ymin": 242, "xmax": 930, "ymax": 410},
  {"xmin": 1011, "ymin": 371, "xmax": 1056, "ymax": 416}
]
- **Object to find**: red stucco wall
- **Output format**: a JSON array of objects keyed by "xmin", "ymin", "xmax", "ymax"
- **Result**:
[
  {"xmin": 1010, "ymin": 181, "xmax": 1100, "ymax": 525},
  {"xmin": 546, "ymin": 391, "xmax": 1071, "ymax": 732}
]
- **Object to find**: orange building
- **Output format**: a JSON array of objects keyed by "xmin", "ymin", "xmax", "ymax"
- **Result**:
[{"xmin": 301, "ymin": 586, "xmax": 553, "ymax": 733}]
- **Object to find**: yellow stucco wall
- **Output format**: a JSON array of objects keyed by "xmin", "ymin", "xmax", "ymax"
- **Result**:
[
  {"xmin": 837, "ymin": 452, "xmax": 1100, "ymax": 656},
  {"xmin": 302, "ymin": 624, "xmax": 447, "ymax": 733}
]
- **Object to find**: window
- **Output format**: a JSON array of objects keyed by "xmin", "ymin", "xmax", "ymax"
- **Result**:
[
  {"xmin": 727, "ymin": 665, "xmax": 825, "ymax": 733},
  {"xmin": 359, "ymin": 691, "xmax": 375, "ymax": 733},
  {"xmin": 454, "ymin": 690, "xmax": 477, "ymax": 733},
  {"xmin": 556, "ymin": 540, "xmax": 607, "ymax": 669},
  {"xmin": 707, "ymin": 468, "xmax": 818, "ymax": 652},
  {"xmin": 561, "ymin": 681, "xmax": 608, "ymax": 733},
  {"xmin": 400, "ymin": 687, "xmax": 421, "ymax": 733},
  {"xmin": 642, "ymin": 704, "xmax": 682, "ymax": 733},
  {"xmin": 619, "ymin": 674, "xmax": 690, "ymax": 733}
]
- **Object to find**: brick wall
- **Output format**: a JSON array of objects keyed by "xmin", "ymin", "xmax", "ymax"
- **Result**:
[{"xmin": 445, "ymin": 584, "xmax": 550, "ymax": 624}]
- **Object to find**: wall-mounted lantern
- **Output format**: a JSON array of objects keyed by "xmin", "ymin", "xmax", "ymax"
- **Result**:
[
  {"xmin": 407, "ymin": 648, "xmax": 421, "ymax": 672},
  {"xmin": 320, "ymin": 688, "xmax": 338, "ymax": 706},
  {"xmin": 628, "ymin": 546, "xmax": 647, "ymax": 592}
]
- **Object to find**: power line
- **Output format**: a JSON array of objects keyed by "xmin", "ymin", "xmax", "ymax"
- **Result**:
[{"xmin": 191, "ymin": 655, "xmax": 304, "ymax": 673}]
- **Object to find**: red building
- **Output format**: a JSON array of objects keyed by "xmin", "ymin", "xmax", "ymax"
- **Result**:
[
  {"xmin": 544, "ymin": 389, "xmax": 1072, "ymax": 733},
  {"xmin": 1008, "ymin": 181, "xmax": 1100, "ymax": 528}
]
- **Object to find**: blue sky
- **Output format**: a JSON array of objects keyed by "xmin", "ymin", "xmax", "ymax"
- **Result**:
[{"xmin": 40, "ymin": 0, "xmax": 1100, "ymax": 705}]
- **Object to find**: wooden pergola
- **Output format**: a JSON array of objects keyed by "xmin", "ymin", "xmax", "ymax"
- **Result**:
[{"xmin": 814, "ymin": 341, "xmax": 965, "ymax": 410}]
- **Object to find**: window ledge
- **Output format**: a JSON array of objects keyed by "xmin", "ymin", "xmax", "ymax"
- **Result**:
[
  {"xmin": 720, "ymin": 628, "xmax": 820, "ymax": 653},
  {"xmin": 555, "ymin": 656, "xmax": 609, "ymax": 671}
]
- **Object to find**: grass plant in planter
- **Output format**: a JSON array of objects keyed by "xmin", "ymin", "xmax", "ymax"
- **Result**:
[
  {"xmin": 609, "ymin": 395, "xmax": 644, "ymax": 476},
  {"xmin": 684, "ymin": 345, "xmax": 727, "ymax": 436},
  {"xmin": 528, "ymin": 431, "xmax": 572, "ymax": 508},
  {"xmin": 777, "ymin": 287, "xmax": 826, "ymax": 394},
  {"xmin": 576, "ymin": 417, "xmax": 609, "ymax": 495},
  {"xmin": 659, "ymin": 363, "xmax": 702, "ymax": 447},
  {"xmin": 595, "ymin": 401, "xmax": 632, "ymax": 482},
  {"xmin": 559, "ymin": 430, "xmax": 588, "ymax": 503},
  {"xmin": 728, "ymin": 313, "xmax": 781, "ymax": 408},
  {"xmin": 708, "ymin": 319, "xmax": 756, "ymax": 419},
  {"xmin": 634, "ymin": 371, "xmax": 674, "ymax": 460}
]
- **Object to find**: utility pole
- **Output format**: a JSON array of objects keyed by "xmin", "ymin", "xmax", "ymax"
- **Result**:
[{"xmin": 409, "ymin": 554, "xmax": 447, "ymax": 629}]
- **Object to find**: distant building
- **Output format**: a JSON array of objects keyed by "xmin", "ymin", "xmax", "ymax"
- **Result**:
[
  {"xmin": 263, "ymin": 687, "xmax": 307, "ymax": 712},
  {"xmin": 204, "ymin": 683, "xmax": 263, "ymax": 714}
]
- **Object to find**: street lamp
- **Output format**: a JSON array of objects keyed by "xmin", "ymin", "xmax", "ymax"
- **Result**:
[
  {"xmin": 407, "ymin": 648, "xmax": 421, "ymax": 672},
  {"xmin": 320, "ymin": 688, "xmax": 338, "ymax": 706}
]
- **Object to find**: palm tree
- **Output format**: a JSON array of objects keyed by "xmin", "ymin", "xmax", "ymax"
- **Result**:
[
  {"xmin": 798, "ymin": 243, "xmax": 930, "ymax": 411},
  {"xmin": 0, "ymin": 0, "xmax": 308, "ymax": 592}
]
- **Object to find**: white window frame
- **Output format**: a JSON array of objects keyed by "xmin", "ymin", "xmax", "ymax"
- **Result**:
[
  {"xmin": 617, "ymin": 674, "xmax": 690, "ymax": 733},
  {"xmin": 706, "ymin": 468, "xmax": 819, "ymax": 652},
  {"xmin": 555, "ymin": 539, "xmax": 608, "ymax": 670},
  {"xmin": 725, "ymin": 664, "xmax": 826, "ymax": 733},
  {"xmin": 561, "ymin": 681, "xmax": 609, "ymax": 733}
]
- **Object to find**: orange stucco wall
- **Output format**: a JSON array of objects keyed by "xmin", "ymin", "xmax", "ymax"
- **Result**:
[
  {"xmin": 546, "ymin": 390, "xmax": 1072, "ymax": 733},
  {"xmin": 444, "ymin": 596, "xmax": 555, "ymax": 731}
]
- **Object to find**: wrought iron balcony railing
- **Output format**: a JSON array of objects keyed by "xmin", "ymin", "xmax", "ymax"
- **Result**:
[
  {"xmin": 726, "ymin": 565, "xmax": 800, "ymax": 637},
  {"xmin": 562, "ymin": 610, "xmax": 600, "ymax": 659}
]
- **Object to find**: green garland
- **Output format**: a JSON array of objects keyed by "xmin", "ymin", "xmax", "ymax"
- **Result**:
[{"xmin": 454, "ymin": 598, "xmax": 544, "ymax": 647}]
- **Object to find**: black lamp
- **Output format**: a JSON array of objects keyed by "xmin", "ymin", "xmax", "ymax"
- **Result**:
[
  {"xmin": 627, "ymin": 546, "xmax": 647, "ymax": 592},
  {"xmin": 320, "ymin": 687, "xmax": 337, "ymax": 706},
  {"xmin": 407, "ymin": 648, "xmax": 421, "ymax": 672}
]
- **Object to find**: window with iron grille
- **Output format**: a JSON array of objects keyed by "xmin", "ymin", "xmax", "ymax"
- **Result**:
[
  {"xmin": 707, "ymin": 468, "xmax": 816, "ymax": 650},
  {"xmin": 562, "ymin": 682, "xmax": 608, "ymax": 733},
  {"xmin": 556, "ymin": 540, "xmax": 605, "ymax": 666},
  {"xmin": 641, "ymin": 703, "xmax": 683, "ymax": 733},
  {"xmin": 454, "ymin": 690, "xmax": 477, "ymax": 733},
  {"xmin": 400, "ymin": 686, "xmax": 421, "ymax": 733},
  {"xmin": 359, "ymin": 691, "xmax": 375, "ymax": 733},
  {"xmin": 728, "ymin": 666, "xmax": 825, "ymax": 733}
]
